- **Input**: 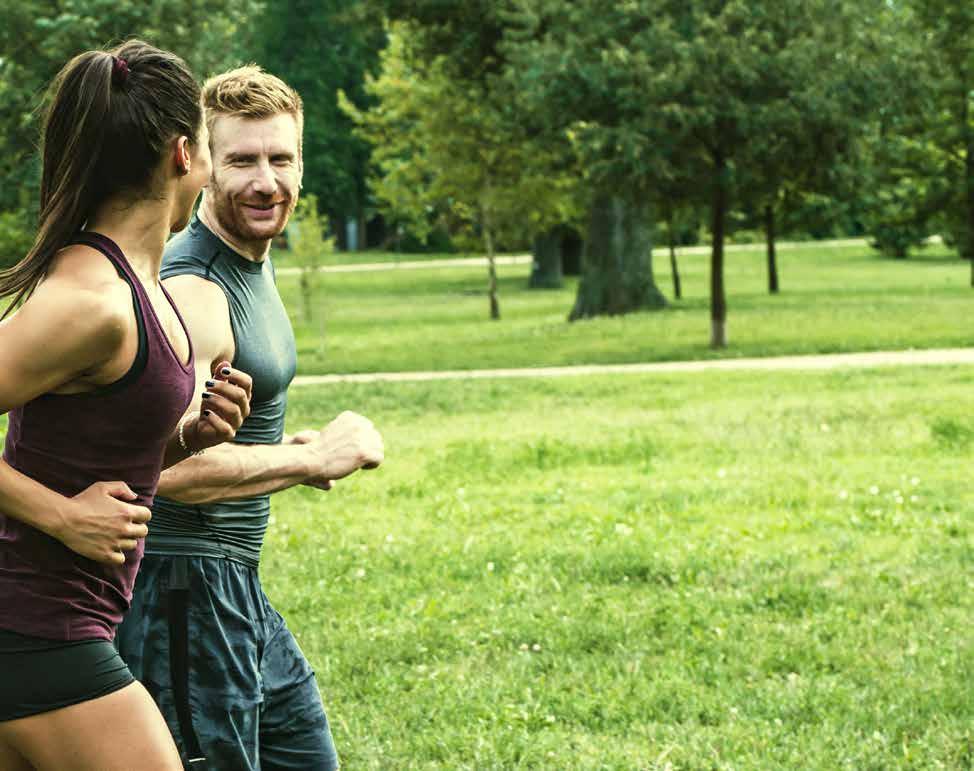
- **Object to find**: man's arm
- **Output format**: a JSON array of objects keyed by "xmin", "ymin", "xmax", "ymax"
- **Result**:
[{"xmin": 156, "ymin": 275, "xmax": 383, "ymax": 505}]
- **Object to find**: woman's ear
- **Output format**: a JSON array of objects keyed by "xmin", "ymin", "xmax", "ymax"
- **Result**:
[{"xmin": 174, "ymin": 135, "xmax": 192, "ymax": 176}]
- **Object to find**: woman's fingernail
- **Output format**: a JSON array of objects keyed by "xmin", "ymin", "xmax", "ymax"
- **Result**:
[
  {"xmin": 201, "ymin": 392, "xmax": 212, "ymax": 400},
  {"xmin": 205, "ymin": 380, "xmax": 215, "ymax": 388},
  {"xmin": 221, "ymin": 367, "xmax": 231, "ymax": 376},
  {"xmin": 203, "ymin": 409, "xmax": 212, "ymax": 417}
]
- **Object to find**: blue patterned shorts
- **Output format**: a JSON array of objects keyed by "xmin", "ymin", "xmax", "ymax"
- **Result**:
[{"xmin": 117, "ymin": 555, "xmax": 339, "ymax": 770}]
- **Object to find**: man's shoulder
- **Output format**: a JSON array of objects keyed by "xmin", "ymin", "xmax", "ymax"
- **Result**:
[{"xmin": 162, "ymin": 218, "xmax": 221, "ymax": 278}]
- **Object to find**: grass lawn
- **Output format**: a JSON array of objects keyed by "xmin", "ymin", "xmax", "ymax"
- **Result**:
[
  {"xmin": 264, "ymin": 365, "xmax": 974, "ymax": 769},
  {"xmin": 276, "ymin": 243, "xmax": 974, "ymax": 375}
]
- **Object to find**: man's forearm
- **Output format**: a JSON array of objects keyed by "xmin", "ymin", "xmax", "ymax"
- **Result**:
[{"xmin": 157, "ymin": 441, "xmax": 313, "ymax": 504}]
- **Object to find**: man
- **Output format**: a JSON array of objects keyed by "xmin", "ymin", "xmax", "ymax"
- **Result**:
[{"xmin": 117, "ymin": 66, "xmax": 383, "ymax": 770}]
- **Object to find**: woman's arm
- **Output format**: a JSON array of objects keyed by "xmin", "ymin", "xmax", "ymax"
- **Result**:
[
  {"xmin": 0, "ymin": 253, "xmax": 152, "ymax": 564},
  {"xmin": 0, "ymin": 461, "xmax": 150, "ymax": 565}
]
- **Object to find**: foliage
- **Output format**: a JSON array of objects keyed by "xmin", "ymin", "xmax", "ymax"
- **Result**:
[
  {"xmin": 860, "ymin": 0, "xmax": 974, "ymax": 260},
  {"xmin": 344, "ymin": 23, "xmax": 579, "ymax": 318},
  {"xmin": 0, "ymin": 207, "xmax": 34, "ymax": 269},
  {"xmin": 0, "ymin": 0, "xmax": 262, "ymax": 213},
  {"xmin": 258, "ymin": 0, "xmax": 384, "ymax": 240},
  {"xmin": 346, "ymin": 24, "xmax": 578, "ymax": 247},
  {"xmin": 503, "ymin": 0, "xmax": 881, "ymax": 336}
]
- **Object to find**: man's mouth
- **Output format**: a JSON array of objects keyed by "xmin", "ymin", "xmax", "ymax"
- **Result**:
[{"xmin": 241, "ymin": 202, "xmax": 282, "ymax": 220}]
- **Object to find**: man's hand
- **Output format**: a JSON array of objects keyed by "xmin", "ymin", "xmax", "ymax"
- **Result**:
[
  {"xmin": 295, "ymin": 411, "xmax": 384, "ymax": 489},
  {"xmin": 55, "ymin": 481, "xmax": 152, "ymax": 565},
  {"xmin": 186, "ymin": 361, "xmax": 253, "ymax": 452},
  {"xmin": 288, "ymin": 430, "xmax": 333, "ymax": 490}
]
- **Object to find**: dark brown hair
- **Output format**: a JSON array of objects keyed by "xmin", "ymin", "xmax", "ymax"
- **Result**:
[{"xmin": 0, "ymin": 40, "xmax": 202, "ymax": 316}]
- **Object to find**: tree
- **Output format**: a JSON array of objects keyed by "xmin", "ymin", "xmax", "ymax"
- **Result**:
[
  {"xmin": 289, "ymin": 194, "xmax": 333, "ymax": 324},
  {"xmin": 509, "ymin": 0, "xmax": 880, "ymax": 344},
  {"xmin": 735, "ymin": 46, "xmax": 869, "ymax": 293},
  {"xmin": 503, "ymin": 2, "xmax": 671, "ymax": 320},
  {"xmin": 345, "ymin": 22, "xmax": 577, "ymax": 319},
  {"xmin": 368, "ymin": 1, "xmax": 590, "ymax": 303},
  {"xmin": 911, "ymin": 0, "xmax": 974, "ymax": 267},
  {"xmin": 859, "ymin": 0, "xmax": 974, "ymax": 271}
]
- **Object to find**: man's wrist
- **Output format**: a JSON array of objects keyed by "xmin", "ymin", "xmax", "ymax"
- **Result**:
[{"xmin": 291, "ymin": 443, "xmax": 321, "ymax": 483}]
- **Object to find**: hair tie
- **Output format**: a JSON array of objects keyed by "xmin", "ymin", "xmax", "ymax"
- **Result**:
[{"xmin": 111, "ymin": 56, "xmax": 129, "ymax": 87}]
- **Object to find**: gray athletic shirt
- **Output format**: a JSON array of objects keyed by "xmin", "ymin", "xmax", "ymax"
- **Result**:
[{"xmin": 146, "ymin": 216, "xmax": 298, "ymax": 567}]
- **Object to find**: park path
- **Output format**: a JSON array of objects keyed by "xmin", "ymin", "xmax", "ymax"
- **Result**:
[
  {"xmin": 275, "ymin": 237, "xmax": 870, "ymax": 276},
  {"xmin": 292, "ymin": 347, "xmax": 974, "ymax": 386}
]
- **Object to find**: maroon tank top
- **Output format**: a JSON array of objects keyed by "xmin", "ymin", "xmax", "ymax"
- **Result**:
[{"xmin": 0, "ymin": 232, "xmax": 195, "ymax": 641}]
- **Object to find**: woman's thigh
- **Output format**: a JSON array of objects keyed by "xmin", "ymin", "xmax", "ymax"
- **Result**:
[
  {"xmin": 0, "ymin": 681, "xmax": 181, "ymax": 771},
  {"xmin": 0, "ymin": 736, "xmax": 32, "ymax": 771}
]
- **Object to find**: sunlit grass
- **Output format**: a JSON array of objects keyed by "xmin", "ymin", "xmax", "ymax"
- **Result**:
[
  {"xmin": 278, "ymin": 243, "xmax": 974, "ymax": 375},
  {"xmin": 264, "ymin": 366, "xmax": 974, "ymax": 768}
]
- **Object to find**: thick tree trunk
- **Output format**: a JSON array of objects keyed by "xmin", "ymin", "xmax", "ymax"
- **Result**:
[
  {"xmin": 668, "ymin": 219, "xmax": 682, "ymax": 300},
  {"xmin": 529, "ymin": 226, "xmax": 564, "ymax": 289},
  {"xmin": 710, "ymin": 155, "xmax": 728, "ymax": 349},
  {"xmin": 765, "ymin": 203, "xmax": 779, "ymax": 294},
  {"xmin": 561, "ymin": 228, "xmax": 584, "ymax": 276},
  {"xmin": 569, "ymin": 191, "xmax": 666, "ymax": 320}
]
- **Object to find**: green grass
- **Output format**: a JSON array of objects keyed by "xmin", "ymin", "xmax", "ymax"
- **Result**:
[
  {"xmin": 277, "ymin": 249, "xmax": 472, "ymax": 267},
  {"xmin": 265, "ymin": 366, "xmax": 974, "ymax": 769},
  {"xmin": 277, "ymin": 243, "xmax": 974, "ymax": 375}
]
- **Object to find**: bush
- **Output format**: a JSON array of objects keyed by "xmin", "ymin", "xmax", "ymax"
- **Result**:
[{"xmin": 868, "ymin": 220, "xmax": 930, "ymax": 259}]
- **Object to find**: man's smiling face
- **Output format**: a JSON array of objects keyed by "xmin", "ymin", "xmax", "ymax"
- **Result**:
[{"xmin": 206, "ymin": 112, "xmax": 301, "ymax": 246}]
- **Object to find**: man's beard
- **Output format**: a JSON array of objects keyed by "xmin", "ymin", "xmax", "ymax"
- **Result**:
[{"xmin": 208, "ymin": 177, "xmax": 296, "ymax": 245}]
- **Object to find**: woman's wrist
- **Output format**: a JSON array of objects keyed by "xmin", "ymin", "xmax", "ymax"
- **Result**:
[{"xmin": 178, "ymin": 412, "xmax": 206, "ymax": 456}]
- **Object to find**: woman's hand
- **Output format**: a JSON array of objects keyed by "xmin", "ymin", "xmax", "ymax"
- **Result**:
[
  {"xmin": 187, "ymin": 361, "xmax": 253, "ymax": 451},
  {"xmin": 57, "ymin": 481, "xmax": 152, "ymax": 565}
]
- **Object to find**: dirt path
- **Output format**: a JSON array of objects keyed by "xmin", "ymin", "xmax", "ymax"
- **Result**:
[{"xmin": 292, "ymin": 347, "xmax": 974, "ymax": 386}]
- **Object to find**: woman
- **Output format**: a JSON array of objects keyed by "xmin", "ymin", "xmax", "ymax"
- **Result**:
[{"xmin": 0, "ymin": 41, "xmax": 251, "ymax": 770}]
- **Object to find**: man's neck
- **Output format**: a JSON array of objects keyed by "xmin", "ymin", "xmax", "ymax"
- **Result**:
[{"xmin": 198, "ymin": 202, "xmax": 271, "ymax": 263}]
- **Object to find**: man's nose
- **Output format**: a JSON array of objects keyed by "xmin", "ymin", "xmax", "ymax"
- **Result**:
[{"xmin": 252, "ymin": 160, "xmax": 277, "ymax": 194}]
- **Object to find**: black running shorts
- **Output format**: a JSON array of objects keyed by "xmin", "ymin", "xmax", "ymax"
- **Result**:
[{"xmin": 0, "ymin": 627, "xmax": 134, "ymax": 721}]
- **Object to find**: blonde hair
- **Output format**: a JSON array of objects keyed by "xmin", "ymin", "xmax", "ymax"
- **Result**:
[{"xmin": 201, "ymin": 65, "xmax": 303, "ymax": 154}]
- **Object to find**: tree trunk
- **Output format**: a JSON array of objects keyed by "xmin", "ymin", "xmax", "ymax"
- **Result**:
[
  {"xmin": 357, "ymin": 211, "xmax": 368, "ymax": 251},
  {"xmin": 965, "ymin": 108, "xmax": 974, "ymax": 283},
  {"xmin": 300, "ymin": 270, "xmax": 313, "ymax": 323},
  {"xmin": 529, "ymin": 226, "xmax": 564, "ymax": 289},
  {"xmin": 483, "ymin": 212, "xmax": 500, "ymax": 320},
  {"xmin": 569, "ymin": 191, "xmax": 666, "ymax": 320},
  {"xmin": 561, "ymin": 228, "xmax": 584, "ymax": 276},
  {"xmin": 765, "ymin": 203, "xmax": 779, "ymax": 294},
  {"xmin": 668, "ymin": 218, "xmax": 682, "ymax": 300},
  {"xmin": 710, "ymin": 154, "xmax": 728, "ymax": 348}
]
